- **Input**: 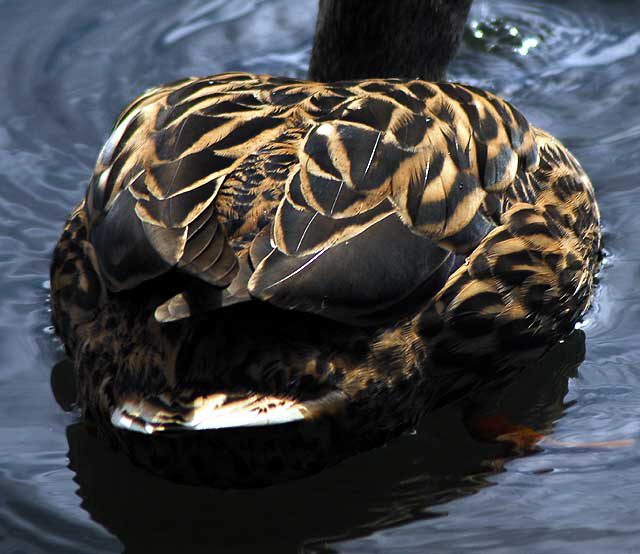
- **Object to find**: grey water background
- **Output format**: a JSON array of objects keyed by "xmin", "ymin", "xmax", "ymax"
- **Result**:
[{"xmin": 1, "ymin": 0, "xmax": 639, "ymax": 552}]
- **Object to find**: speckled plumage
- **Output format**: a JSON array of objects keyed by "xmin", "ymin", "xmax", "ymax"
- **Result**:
[{"xmin": 50, "ymin": 70, "xmax": 600, "ymax": 478}]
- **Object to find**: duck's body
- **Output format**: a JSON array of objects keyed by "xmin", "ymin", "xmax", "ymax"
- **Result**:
[{"xmin": 50, "ymin": 1, "xmax": 600, "ymax": 481}]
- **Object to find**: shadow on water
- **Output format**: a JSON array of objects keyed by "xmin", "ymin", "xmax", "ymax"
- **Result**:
[{"xmin": 52, "ymin": 331, "xmax": 586, "ymax": 554}]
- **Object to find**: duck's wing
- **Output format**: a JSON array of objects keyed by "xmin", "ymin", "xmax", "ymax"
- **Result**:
[
  {"xmin": 84, "ymin": 73, "xmax": 541, "ymax": 325},
  {"xmin": 248, "ymin": 81, "xmax": 540, "ymax": 324},
  {"xmin": 86, "ymin": 72, "xmax": 309, "ymax": 293}
]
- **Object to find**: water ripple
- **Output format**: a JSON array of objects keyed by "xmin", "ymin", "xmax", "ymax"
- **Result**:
[{"xmin": 1, "ymin": 0, "xmax": 640, "ymax": 553}]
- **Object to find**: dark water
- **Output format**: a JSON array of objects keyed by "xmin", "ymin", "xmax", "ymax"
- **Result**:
[{"xmin": 1, "ymin": 0, "xmax": 639, "ymax": 552}]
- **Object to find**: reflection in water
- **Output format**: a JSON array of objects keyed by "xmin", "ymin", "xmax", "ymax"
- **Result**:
[{"xmin": 54, "ymin": 332, "xmax": 585, "ymax": 553}]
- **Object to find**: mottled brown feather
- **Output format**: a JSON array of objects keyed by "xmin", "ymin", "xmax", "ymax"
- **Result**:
[
  {"xmin": 82, "ymin": 73, "xmax": 544, "ymax": 314},
  {"xmin": 50, "ymin": 72, "xmax": 600, "ymax": 458}
]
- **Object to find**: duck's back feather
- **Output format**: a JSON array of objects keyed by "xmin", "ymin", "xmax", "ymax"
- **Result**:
[{"xmin": 85, "ymin": 72, "xmax": 545, "ymax": 325}]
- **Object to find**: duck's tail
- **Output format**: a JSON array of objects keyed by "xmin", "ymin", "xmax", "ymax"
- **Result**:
[{"xmin": 110, "ymin": 390, "xmax": 347, "ymax": 434}]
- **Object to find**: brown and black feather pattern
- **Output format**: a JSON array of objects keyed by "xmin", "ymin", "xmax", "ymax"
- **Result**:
[
  {"xmin": 50, "ymin": 72, "xmax": 600, "ymax": 454},
  {"xmin": 78, "ymin": 72, "xmax": 548, "ymax": 325}
]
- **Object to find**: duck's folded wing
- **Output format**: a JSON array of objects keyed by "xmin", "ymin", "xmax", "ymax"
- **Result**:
[
  {"xmin": 87, "ymin": 72, "xmax": 291, "ymax": 292},
  {"xmin": 84, "ymin": 74, "xmax": 543, "ymax": 325},
  {"xmin": 249, "ymin": 83, "xmax": 540, "ymax": 323}
]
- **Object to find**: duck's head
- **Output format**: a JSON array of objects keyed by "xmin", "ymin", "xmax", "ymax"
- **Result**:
[{"xmin": 308, "ymin": 0, "xmax": 473, "ymax": 82}]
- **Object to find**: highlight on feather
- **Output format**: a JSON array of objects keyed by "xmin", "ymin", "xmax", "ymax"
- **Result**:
[{"xmin": 110, "ymin": 390, "xmax": 347, "ymax": 434}]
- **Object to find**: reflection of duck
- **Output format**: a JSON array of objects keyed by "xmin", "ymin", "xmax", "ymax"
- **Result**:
[
  {"xmin": 50, "ymin": 0, "xmax": 600, "ymax": 479},
  {"xmin": 58, "ymin": 332, "xmax": 585, "ymax": 551}
]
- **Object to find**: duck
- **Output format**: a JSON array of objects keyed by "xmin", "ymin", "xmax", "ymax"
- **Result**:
[{"xmin": 50, "ymin": 0, "xmax": 600, "ymax": 482}]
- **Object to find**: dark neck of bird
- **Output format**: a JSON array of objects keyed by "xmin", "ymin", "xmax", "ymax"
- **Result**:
[{"xmin": 308, "ymin": 0, "xmax": 472, "ymax": 83}]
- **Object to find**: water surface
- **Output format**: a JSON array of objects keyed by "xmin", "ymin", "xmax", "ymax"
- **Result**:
[{"xmin": 1, "ymin": 1, "xmax": 639, "ymax": 552}]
